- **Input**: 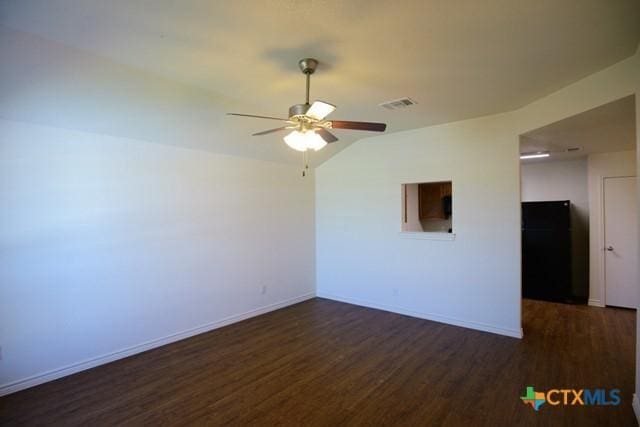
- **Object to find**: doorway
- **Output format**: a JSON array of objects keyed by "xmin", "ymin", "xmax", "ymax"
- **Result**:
[{"xmin": 519, "ymin": 95, "xmax": 637, "ymax": 306}]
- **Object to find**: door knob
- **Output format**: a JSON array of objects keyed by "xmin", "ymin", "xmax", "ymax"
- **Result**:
[{"xmin": 606, "ymin": 246, "xmax": 614, "ymax": 251}]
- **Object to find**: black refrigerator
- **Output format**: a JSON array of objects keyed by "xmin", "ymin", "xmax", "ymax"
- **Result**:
[{"xmin": 522, "ymin": 201, "xmax": 572, "ymax": 302}]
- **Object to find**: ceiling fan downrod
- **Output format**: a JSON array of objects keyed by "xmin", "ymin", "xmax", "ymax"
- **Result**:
[
  {"xmin": 298, "ymin": 58, "xmax": 318, "ymax": 105},
  {"xmin": 298, "ymin": 59, "xmax": 316, "ymax": 178}
]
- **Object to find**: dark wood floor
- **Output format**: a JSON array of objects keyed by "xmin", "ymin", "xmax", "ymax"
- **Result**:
[{"xmin": 0, "ymin": 298, "xmax": 636, "ymax": 426}]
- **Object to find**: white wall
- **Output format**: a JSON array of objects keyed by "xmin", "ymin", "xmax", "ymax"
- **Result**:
[
  {"xmin": 521, "ymin": 158, "xmax": 589, "ymax": 298},
  {"xmin": 0, "ymin": 119, "xmax": 315, "ymax": 394},
  {"xmin": 316, "ymin": 114, "xmax": 523, "ymax": 337},
  {"xmin": 587, "ymin": 150, "xmax": 637, "ymax": 306}
]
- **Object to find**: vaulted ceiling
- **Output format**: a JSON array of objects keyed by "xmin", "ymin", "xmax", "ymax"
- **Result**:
[{"xmin": 2, "ymin": 0, "xmax": 639, "ymax": 165}]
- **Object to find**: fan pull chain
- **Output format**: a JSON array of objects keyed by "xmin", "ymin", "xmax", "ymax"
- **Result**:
[{"xmin": 302, "ymin": 151, "xmax": 309, "ymax": 177}]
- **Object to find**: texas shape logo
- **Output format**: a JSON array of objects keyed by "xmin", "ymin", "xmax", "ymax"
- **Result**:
[{"xmin": 521, "ymin": 386, "xmax": 546, "ymax": 411}]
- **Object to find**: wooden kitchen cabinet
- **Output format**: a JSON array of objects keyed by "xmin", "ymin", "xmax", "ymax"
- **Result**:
[{"xmin": 418, "ymin": 182, "xmax": 452, "ymax": 220}]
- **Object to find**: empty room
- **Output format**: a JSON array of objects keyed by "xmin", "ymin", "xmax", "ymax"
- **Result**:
[{"xmin": 1, "ymin": 1, "xmax": 639, "ymax": 425}]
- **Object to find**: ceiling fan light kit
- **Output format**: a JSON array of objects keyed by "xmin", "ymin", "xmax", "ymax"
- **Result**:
[
  {"xmin": 227, "ymin": 58, "xmax": 387, "ymax": 174},
  {"xmin": 284, "ymin": 130, "xmax": 327, "ymax": 152}
]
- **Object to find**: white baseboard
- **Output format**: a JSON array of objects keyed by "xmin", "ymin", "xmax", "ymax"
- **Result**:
[
  {"xmin": 317, "ymin": 291, "xmax": 523, "ymax": 339},
  {"xmin": 0, "ymin": 292, "xmax": 315, "ymax": 397},
  {"xmin": 588, "ymin": 298, "xmax": 605, "ymax": 307},
  {"xmin": 633, "ymin": 394, "xmax": 640, "ymax": 426}
]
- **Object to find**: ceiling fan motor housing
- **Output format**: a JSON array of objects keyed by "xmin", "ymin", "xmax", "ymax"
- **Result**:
[{"xmin": 289, "ymin": 103, "xmax": 311, "ymax": 118}]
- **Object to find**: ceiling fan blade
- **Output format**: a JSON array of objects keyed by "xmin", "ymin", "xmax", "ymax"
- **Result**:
[
  {"xmin": 306, "ymin": 100, "xmax": 336, "ymax": 120},
  {"xmin": 316, "ymin": 128, "xmax": 339, "ymax": 143},
  {"xmin": 330, "ymin": 120, "xmax": 387, "ymax": 132},
  {"xmin": 227, "ymin": 113, "xmax": 289, "ymax": 121},
  {"xmin": 252, "ymin": 127, "xmax": 288, "ymax": 136}
]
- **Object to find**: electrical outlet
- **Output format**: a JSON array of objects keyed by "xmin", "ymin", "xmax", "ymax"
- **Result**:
[
  {"xmin": 392, "ymin": 288, "xmax": 399, "ymax": 297},
  {"xmin": 261, "ymin": 285, "xmax": 268, "ymax": 295}
]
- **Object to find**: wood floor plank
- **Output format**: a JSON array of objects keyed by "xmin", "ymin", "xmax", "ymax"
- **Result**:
[{"xmin": 0, "ymin": 298, "xmax": 636, "ymax": 426}]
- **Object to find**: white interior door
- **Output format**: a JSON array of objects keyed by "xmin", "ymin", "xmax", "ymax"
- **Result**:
[{"xmin": 604, "ymin": 176, "xmax": 638, "ymax": 309}]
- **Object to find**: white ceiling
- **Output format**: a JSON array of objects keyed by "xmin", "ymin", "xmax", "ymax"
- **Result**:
[
  {"xmin": 520, "ymin": 95, "xmax": 637, "ymax": 162},
  {"xmin": 1, "ymin": 0, "xmax": 639, "ymax": 165}
]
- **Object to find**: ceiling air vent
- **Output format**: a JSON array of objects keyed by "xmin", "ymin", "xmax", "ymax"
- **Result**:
[
  {"xmin": 379, "ymin": 97, "xmax": 417, "ymax": 110},
  {"xmin": 566, "ymin": 147, "xmax": 581, "ymax": 152}
]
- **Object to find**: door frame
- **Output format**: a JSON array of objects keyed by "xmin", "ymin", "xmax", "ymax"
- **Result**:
[{"xmin": 599, "ymin": 174, "xmax": 637, "ymax": 307}]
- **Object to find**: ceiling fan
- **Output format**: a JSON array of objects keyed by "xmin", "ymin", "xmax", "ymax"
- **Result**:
[{"xmin": 227, "ymin": 58, "xmax": 387, "ymax": 153}]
